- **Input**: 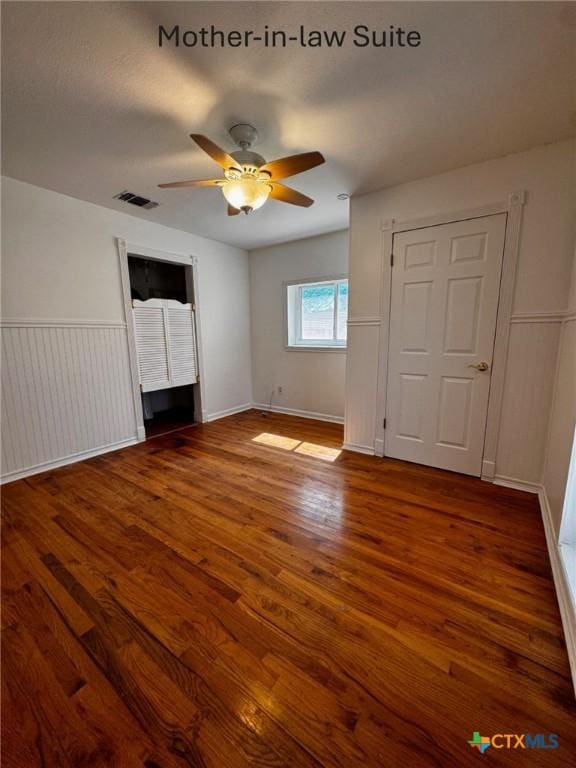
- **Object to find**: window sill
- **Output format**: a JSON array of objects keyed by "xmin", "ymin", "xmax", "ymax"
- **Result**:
[{"xmin": 285, "ymin": 345, "xmax": 347, "ymax": 353}]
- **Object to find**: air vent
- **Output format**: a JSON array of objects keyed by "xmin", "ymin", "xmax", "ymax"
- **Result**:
[{"xmin": 113, "ymin": 191, "xmax": 159, "ymax": 210}]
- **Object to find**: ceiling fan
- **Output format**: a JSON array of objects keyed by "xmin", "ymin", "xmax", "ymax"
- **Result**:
[{"xmin": 158, "ymin": 124, "xmax": 325, "ymax": 216}]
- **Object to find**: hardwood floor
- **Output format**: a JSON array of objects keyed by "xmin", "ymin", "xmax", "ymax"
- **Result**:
[{"xmin": 2, "ymin": 410, "xmax": 574, "ymax": 767}]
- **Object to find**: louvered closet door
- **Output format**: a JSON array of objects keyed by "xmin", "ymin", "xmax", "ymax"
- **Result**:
[
  {"xmin": 132, "ymin": 300, "xmax": 198, "ymax": 393},
  {"xmin": 132, "ymin": 304, "xmax": 170, "ymax": 392},
  {"xmin": 166, "ymin": 305, "xmax": 198, "ymax": 386}
]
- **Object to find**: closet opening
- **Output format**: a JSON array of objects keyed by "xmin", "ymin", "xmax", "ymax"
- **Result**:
[
  {"xmin": 126, "ymin": 253, "xmax": 201, "ymax": 439},
  {"xmin": 142, "ymin": 384, "xmax": 196, "ymax": 438}
]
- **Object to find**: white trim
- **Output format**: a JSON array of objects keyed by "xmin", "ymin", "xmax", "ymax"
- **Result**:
[
  {"xmin": 343, "ymin": 442, "xmax": 375, "ymax": 456},
  {"xmin": 371, "ymin": 193, "xmax": 526, "ymax": 465},
  {"xmin": 285, "ymin": 275, "xmax": 348, "ymax": 349},
  {"xmin": 124, "ymin": 241, "xmax": 193, "ymax": 265},
  {"xmin": 202, "ymin": 403, "xmax": 253, "ymax": 423},
  {"xmin": 481, "ymin": 459, "xmax": 496, "ymax": 479},
  {"xmin": 284, "ymin": 345, "xmax": 347, "ymax": 353},
  {"xmin": 0, "ymin": 318, "xmax": 126, "ymax": 329},
  {"xmin": 483, "ymin": 198, "xmax": 524, "ymax": 477},
  {"xmin": 117, "ymin": 238, "xmax": 146, "ymax": 437},
  {"xmin": 372, "ymin": 224, "xmax": 394, "ymax": 455},
  {"xmin": 188, "ymin": 257, "xmax": 206, "ymax": 421},
  {"xmin": 0, "ymin": 437, "xmax": 142, "ymax": 485},
  {"xmin": 116, "ymin": 238, "xmax": 205, "ymax": 438},
  {"xmin": 284, "ymin": 274, "xmax": 347, "ymax": 288},
  {"xmin": 539, "ymin": 487, "xmax": 576, "ymax": 695},
  {"xmin": 510, "ymin": 311, "xmax": 567, "ymax": 324},
  {"xmin": 561, "ymin": 545, "xmax": 576, "ymax": 606},
  {"xmin": 347, "ymin": 316, "xmax": 381, "ymax": 326},
  {"xmin": 392, "ymin": 200, "xmax": 511, "ymax": 234},
  {"xmin": 493, "ymin": 475, "xmax": 541, "ymax": 494},
  {"xmin": 559, "ymin": 426, "xmax": 576, "ymax": 546},
  {"xmin": 253, "ymin": 403, "xmax": 344, "ymax": 425}
]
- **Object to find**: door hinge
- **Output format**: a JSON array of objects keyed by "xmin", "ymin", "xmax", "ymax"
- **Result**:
[
  {"xmin": 390, "ymin": 253, "xmax": 394, "ymax": 267},
  {"xmin": 383, "ymin": 418, "xmax": 387, "ymax": 429}
]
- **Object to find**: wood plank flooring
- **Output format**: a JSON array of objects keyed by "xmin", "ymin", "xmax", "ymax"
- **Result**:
[{"xmin": 2, "ymin": 410, "xmax": 575, "ymax": 767}]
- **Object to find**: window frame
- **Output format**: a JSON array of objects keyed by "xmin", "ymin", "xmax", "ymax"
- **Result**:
[{"xmin": 285, "ymin": 275, "xmax": 348, "ymax": 351}]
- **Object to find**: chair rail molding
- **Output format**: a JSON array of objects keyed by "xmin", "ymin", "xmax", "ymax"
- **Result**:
[
  {"xmin": 1, "ymin": 318, "xmax": 126, "ymax": 328},
  {"xmin": 347, "ymin": 316, "xmax": 381, "ymax": 326},
  {"xmin": 510, "ymin": 311, "xmax": 568, "ymax": 324}
]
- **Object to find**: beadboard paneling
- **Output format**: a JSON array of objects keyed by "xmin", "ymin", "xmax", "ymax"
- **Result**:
[
  {"xmin": 495, "ymin": 321, "xmax": 562, "ymax": 484},
  {"xmin": 1, "ymin": 322, "xmax": 138, "ymax": 481},
  {"xmin": 543, "ymin": 311, "xmax": 576, "ymax": 537},
  {"xmin": 344, "ymin": 323, "xmax": 380, "ymax": 452}
]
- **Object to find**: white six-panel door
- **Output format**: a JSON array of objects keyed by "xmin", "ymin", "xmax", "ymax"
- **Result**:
[{"xmin": 385, "ymin": 214, "xmax": 507, "ymax": 476}]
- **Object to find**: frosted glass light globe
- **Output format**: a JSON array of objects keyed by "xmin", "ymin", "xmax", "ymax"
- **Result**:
[{"xmin": 222, "ymin": 177, "xmax": 271, "ymax": 213}]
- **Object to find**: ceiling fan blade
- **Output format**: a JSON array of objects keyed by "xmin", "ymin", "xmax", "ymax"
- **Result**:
[
  {"xmin": 158, "ymin": 179, "xmax": 223, "ymax": 188},
  {"xmin": 259, "ymin": 151, "xmax": 325, "ymax": 180},
  {"xmin": 191, "ymin": 134, "xmax": 241, "ymax": 171},
  {"xmin": 269, "ymin": 183, "xmax": 314, "ymax": 208},
  {"xmin": 227, "ymin": 205, "xmax": 241, "ymax": 216}
]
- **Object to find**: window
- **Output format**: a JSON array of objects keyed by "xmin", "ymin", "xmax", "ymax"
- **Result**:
[{"xmin": 286, "ymin": 278, "xmax": 348, "ymax": 349}]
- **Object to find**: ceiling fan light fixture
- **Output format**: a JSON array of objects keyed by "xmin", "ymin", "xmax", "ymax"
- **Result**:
[
  {"xmin": 222, "ymin": 176, "xmax": 271, "ymax": 214},
  {"xmin": 158, "ymin": 131, "xmax": 325, "ymax": 215}
]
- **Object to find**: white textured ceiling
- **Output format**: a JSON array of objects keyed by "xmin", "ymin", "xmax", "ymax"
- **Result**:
[{"xmin": 2, "ymin": 2, "xmax": 575, "ymax": 249}]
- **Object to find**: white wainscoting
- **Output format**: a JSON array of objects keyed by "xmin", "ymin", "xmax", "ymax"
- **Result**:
[
  {"xmin": 494, "ymin": 317, "xmax": 562, "ymax": 484},
  {"xmin": 1, "ymin": 320, "xmax": 139, "ymax": 483},
  {"xmin": 344, "ymin": 321, "xmax": 381, "ymax": 453},
  {"xmin": 344, "ymin": 310, "xmax": 565, "ymax": 477}
]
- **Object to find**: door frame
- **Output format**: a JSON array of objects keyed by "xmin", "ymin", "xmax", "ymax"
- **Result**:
[
  {"xmin": 116, "ymin": 238, "xmax": 206, "ymax": 441},
  {"xmin": 374, "ymin": 191, "xmax": 526, "ymax": 481}
]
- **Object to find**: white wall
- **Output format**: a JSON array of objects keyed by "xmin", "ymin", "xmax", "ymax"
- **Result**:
[
  {"xmin": 543, "ymin": 245, "xmax": 576, "ymax": 537},
  {"xmin": 249, "ymin": 230, "xmax": 348, "ymax": 421},
  {"xmin": 1, "ymin": 177, "xmax": 252, "ymax": 479},
  {"xmin": 346, "ymin": 139, "xmax": 576, "ymax": 484}
]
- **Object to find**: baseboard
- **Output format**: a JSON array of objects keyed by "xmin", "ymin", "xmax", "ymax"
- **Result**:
[
  {"xmin": 539, "ymin": 487, "xmax": 576, "ymax": 695},
  {"xmin": 493, "ymin": 474, "xmax": 541, "ymax": 494},
  {"xmin": 342, "ymin": 442, "xmax": 375, "ymax": 456},
  {"xmin": 0, "ymin": 436, "xmax": 142, "ymax": 485},
  {"xmin": 252, "ymin": 403, "xmax": 344, "ymax": 425},
  {"xmin": 202, "ymin": 403, "xmax": 253, "ymax": 423}
]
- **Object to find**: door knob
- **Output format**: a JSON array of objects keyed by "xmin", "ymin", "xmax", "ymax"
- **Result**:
[{"xmin": 468, "ymin": 361, "xmax": 490, "ymax": 372}]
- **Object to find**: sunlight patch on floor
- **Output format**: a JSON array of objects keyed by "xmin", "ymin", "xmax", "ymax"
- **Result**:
[
  {"xmin": 252, "ymin": 432, "xmax": 342, "ymax": 462},
  {"xmin": 252, "ymin": 433, "xmax": 301, "ymax": 450},
  {"xmin": 294, "ymin": 442, "xmax": 342, "ymax": 462}
]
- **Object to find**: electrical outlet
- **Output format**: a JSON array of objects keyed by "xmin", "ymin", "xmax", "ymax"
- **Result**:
[{"xmin": 277, "ymin": 386, "xmax": 283, "ymax": 395}]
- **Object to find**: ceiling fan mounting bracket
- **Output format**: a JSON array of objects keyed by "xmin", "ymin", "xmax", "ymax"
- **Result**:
[
  {"xmin": 229, "ymin": 150, "xmax": 267, "ymax": 171},
  {"xmin": 229, "ymin": 123, "xmax": 259, "ymax": 150}
]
